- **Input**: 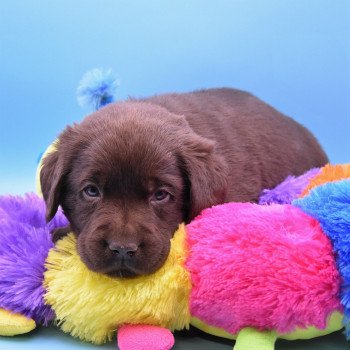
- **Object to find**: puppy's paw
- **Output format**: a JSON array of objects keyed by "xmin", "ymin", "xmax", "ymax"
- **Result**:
[{"xmin": 117, "ymin": 324, "xmax": 174, "ymax": 350}]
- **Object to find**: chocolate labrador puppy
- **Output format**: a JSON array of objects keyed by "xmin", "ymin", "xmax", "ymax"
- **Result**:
[{"xmin": 40, "ymin": 88, "xmax": 328, "ymax": 278}]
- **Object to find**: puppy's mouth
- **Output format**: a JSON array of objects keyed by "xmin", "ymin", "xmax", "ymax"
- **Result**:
[
  {"xmin": 88, "ymin": 252, "xmax": 167, "ymax": 279},
  {"xmin": 96, "ymin": 254, "xmax": 167, "ymax": 278},
  {"xmin": 103, "ymin": 257, "xmax": 141, "ymax": 278},
  {"xmin": 106, "ymin": 268, "xmax": 139, "ymax": 279},
  {"xmin": 88, "ymin": 257, "xmax": 143, "ymax": 278}
]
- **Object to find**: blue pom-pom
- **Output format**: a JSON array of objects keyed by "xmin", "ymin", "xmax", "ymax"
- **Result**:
[{"xmin": 77, "ymin": 68, "xmax": 119, "ymax": 111}]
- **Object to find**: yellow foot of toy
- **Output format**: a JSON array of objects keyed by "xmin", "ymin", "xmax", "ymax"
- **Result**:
[
  {"xmin": 0, "ymin": 308, "xmax": 36, "ymax": 336},
  {"xmin": 233, "ymin": 327, "xmax": 277, "ymax": 350}
]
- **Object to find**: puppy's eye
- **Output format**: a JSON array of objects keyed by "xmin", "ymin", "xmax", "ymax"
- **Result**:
[
  {"xmin": 83, "ymin": 185, "xmax": 101, "ymax": 198},
  {"xmin": 151, "ymin": 189, "xmax": 170, "ymax": 202}
]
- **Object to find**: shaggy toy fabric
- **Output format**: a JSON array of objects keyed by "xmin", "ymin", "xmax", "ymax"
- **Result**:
[
  {"xmin": 300, "ymin": 164, "xmax": 350, "ymax": 198},
  {"xmin": 294, "ymin": 180, "xmax": 350, "ymax": 338},
  {"xmin": 0, "ymin": 308, "xmax": 36, "ymax": 336},
  {"xmin": 44, "ymin": 225, "xmax": 191, "ymax": 344},
  {"xmin": 259, "ymin": 168, "xmax": 320, "ymax": 205},
  {"xmin": 0, "ymin": 194, "xmax": 67, "ymax": 324},
  {"xmin": 77, "ymin": 68, "xmax": 119, "ymax": 110},
  {"xmin": 186, "ymin": 202, "xmax": 342, "ymax": 335},
  {"xmin": 117, "ymin": 324, "xmax": 175, "ymax": 350}
]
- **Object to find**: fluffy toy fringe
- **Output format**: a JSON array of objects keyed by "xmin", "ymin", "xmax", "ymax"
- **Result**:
[
  {"xmin": 259, "ymin": 168, "xmax": 320, "ymax": 205},
  {"xmin": 44, "ymin": 225, "xmax": 191, "ymax": 344},
  {"xmin": 301, "ymin": 164, "xmax": 350, "ymax": 197},
  {"xmin": 0, "ymin": 194, "xmax": 67, "ymax": 324},
  {"xmin": 294, "ymin": 179, "xmax": 350, "ymax": 338},
  {"xmin": 186, "ymin": 202, "xmax": 342, "ymax": 335},
  {"xmin": 77, "ymin": 68, "xmax": 119, "ymax": 110}
]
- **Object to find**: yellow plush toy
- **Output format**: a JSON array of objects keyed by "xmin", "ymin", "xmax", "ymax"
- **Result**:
[
  {"xmin": 43, "ymin": 224, "xmax": 344, "ymax": 350},
  {"xmin": 1, "ymin": 163, "xmax": 349, "ymax": 350}
]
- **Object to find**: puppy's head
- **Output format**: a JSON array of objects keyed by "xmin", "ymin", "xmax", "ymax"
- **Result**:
[{"xmin": 41, "ymin": 102, "xmax": 227, "ymax": 277}]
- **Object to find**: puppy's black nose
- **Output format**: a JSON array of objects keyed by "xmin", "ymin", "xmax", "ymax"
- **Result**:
[{"xmin": 108, "ymin": 242, "xmax": 138, "ymax": 258}]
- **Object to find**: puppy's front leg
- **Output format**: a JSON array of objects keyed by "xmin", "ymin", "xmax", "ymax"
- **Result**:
[{"xmin": 51, "ymin": 225, "xmax": 71, "ymax": 243}]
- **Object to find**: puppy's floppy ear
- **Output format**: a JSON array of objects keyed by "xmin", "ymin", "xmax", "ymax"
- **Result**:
[
  {"xmin": 40, "ymin": 147, "xmax": 66, "ymax": 222},
  {"xmin": 179, "ymin": 133, "xmax": 228, "ymax": 222},
  {"xmin": 40, "ymin": 126, "xmax": 78, "ymax": 222}
]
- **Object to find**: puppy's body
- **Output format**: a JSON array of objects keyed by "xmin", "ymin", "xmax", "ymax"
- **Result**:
[
  {"xmin": 143, "ymin": 88, "xmax": 327, "ymax": 202},
  {"xmin": 41, "ymin": 88, "xmax": 328, "ymax": 277}
]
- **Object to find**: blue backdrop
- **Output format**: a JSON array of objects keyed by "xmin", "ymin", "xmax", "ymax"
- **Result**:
[
  {"xmin": 0, "ymin": 1, "xmax": 349, "ymax": 349},
  {"xmin": 0, "ymin": 0, "xmax": 349, "ymax": 196}
]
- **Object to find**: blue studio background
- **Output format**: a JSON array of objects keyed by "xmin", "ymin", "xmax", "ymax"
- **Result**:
[
  {"xmin": 0, "ymin": 0, "xmax": 349, "ymax": 196},
  {"xmin": 0, "ymin": 1, "xmax": 349, "ymax": 350}
]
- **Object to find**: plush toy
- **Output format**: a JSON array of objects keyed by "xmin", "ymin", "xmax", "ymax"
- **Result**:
[
  {"xmin": 259, "ymin": 163, "xmax": 350, "ymax": 205},
  {"xmin": 0, "ymin": 164, "xmax": 349, "ymax": 350}
]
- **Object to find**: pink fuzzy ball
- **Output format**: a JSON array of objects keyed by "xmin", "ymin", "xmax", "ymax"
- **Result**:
[
  {"xmin": 117, "ymin": 324, "xmax": 174, "ymax": 350},
  {"xmin": 186, "ymin": 203, "xmax": 342, "ymax": 334}
]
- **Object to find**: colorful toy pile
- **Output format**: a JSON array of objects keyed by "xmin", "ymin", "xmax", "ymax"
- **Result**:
[{"xmin": 0, "ymin": 163, "xmax": 349, "ymax": 350}]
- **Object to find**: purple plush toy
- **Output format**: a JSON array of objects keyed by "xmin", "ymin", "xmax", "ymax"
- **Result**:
[
  {"xmin": 259, "ymin": 167, "xmax": 320, "ymax": 205},
  {"xmin": 0, "ymin": 164, "xmax": 349, "ymax": 350},
  {"xmin": 0, "ymin": 194, "xmax": 68, "ymax": 325}
]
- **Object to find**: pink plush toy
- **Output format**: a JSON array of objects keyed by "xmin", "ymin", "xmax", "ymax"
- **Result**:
[{"xmin": 0, "ymin": 166, "xmax": 349, "ymax": 350}]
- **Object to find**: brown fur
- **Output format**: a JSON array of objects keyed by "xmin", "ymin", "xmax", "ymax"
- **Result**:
[{"xmin": 40, "ymin": 88, "xmax": 328, "ymax": 277}]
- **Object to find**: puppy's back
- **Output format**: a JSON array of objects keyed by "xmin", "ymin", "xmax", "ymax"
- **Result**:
[{"xmin": 144, "ymin": 88, "xmax": 328, "ymax": 202}]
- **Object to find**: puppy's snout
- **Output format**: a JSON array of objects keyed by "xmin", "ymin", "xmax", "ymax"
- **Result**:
[{"xmin": 108, "ymin": 241, "xmax": 138, "ymax": 258}]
